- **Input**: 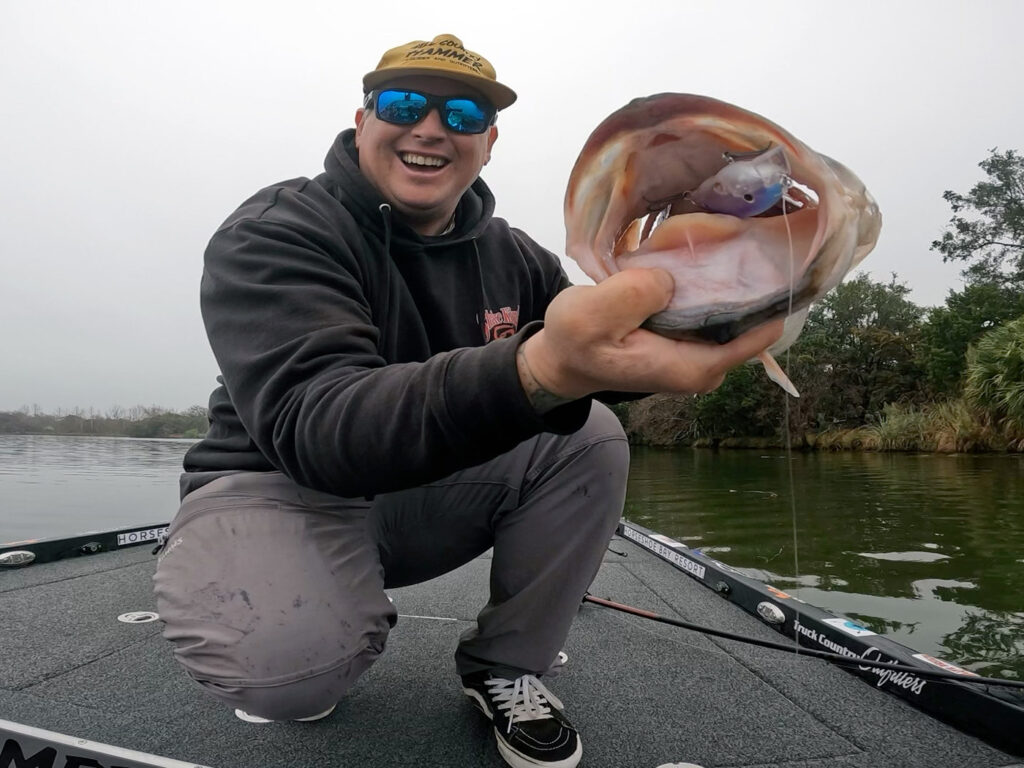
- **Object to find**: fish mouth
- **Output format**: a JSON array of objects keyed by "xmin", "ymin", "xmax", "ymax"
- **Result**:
[
  {"xmin": 564, "ymin": 93, "xmax": 879, "ymax": 346},
  {"xmin": 616, "ymin": 205, "xmax": 822, "ymax": 341}
]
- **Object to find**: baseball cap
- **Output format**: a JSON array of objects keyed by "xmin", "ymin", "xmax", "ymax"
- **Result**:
[{"xmin": 363, "ymin": 34, "xmax": 517, "ymax": 110}]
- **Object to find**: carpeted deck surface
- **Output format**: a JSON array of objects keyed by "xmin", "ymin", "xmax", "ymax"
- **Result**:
[{"xmin": 1, "ymin": 535, "xmax": 1019, "ymax": 767}]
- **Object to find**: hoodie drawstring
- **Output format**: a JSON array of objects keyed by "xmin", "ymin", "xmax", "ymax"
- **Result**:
[
  {"xmin": 362, "ymin": 202, "xmax": 395, "ymax": 504},
  {"xmin": 472, "ymin": 239, "xmax": 493, "ymax": 342},
  {"xmin": 378, "ymin": 202, "xmax": 393, "ymax": 257},
  {"xmin": 377, "ymin": 203, "xmax": 394, "ymax": 338}
]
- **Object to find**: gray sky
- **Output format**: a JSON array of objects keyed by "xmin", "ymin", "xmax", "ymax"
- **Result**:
[{"xmin": 2, "ymin": 1, "xmax": 1022, "ymax": 413}]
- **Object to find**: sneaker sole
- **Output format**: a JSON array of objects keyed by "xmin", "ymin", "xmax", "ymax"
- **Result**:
[
  {"xmin": 463, "ymin": 688, "xmax": 583, "ymax": 768},
  {"xmin": 495, "ymin": 733, "xmax": 582, "ymax": 768},
  {"xmin": 234, "ymin": 704, "xmax": 336, "ymax": 724}
]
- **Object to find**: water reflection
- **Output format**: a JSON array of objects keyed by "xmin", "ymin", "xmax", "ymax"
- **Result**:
[
  {"xmin": 855, "ymin": 551, "xmax": 951, "ymax": 563},
  {"xmin": 625, "ymin": 446, "xmax": 1024, "ymax": 679}
]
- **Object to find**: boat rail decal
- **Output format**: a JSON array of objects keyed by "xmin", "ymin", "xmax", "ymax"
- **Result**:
[
  {"xmin": 0, "ymin": 522, "xmax": 170, "ymax": 568},
  {"xmin": 117, "ymin": 526, "xmax": 169, "ymax": 547},
  {"xmin": 0, "ymin": 718, "xmax": 209, "ymax": 768},
  {"xmin": 620, "ymin": 526, "xmax": 706, "ymax": 580},
  {"xmin": 615, "ymin": 519, "xmax": 1024, "ymax": 757}
]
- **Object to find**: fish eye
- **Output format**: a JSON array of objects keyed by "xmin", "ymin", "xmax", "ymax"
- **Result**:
[{"xmin": 743, "ymin": 193, "xmax": 755, "ymax": 202}]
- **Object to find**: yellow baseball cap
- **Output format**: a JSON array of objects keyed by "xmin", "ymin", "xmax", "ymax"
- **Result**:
[{"xmin": 363, "ymin": 34, "xmax": 517, "ymax": 110}]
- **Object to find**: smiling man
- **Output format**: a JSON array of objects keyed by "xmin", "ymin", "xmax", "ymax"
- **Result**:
[{"xmin": 154, "ymin": 34, "xmax": 778, "ymax": 768}]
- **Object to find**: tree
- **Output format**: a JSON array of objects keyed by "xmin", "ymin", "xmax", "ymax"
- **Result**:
[
  {"xmin": 931, "ymin": 148, "xmax": 1024, "ymax": 286},
  {"xmin": 919, "ymin": 282, "xmax": 1024, "ymax": 396},
  {"xmin": 618, "ymin": 273, "xmax": 929, "ymax": 445},
  {"xmin": 790, "ymin": 273, "xmax": 925, "ymax": 428},
  {"xmin": 690, "ymin": 361, "xmax": 779, "ymax": 439}
]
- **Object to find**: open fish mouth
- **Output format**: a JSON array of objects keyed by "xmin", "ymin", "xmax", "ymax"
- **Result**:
[{"xmin": 564, "ymin": 93, "xmax": 882, "ymax": 353}]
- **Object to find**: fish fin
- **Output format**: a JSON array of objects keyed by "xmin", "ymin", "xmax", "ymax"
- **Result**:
[
  {"xmin": 770, "ymin": 307, "xmax": 810, "ymax": 356},
  {"xmin": 758, "ymin": 351, "xmax": 800, "ymax": 398}
]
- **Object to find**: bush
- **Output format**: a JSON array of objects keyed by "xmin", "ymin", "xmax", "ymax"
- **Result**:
[{"xmin": 964, "ymin": 316, "xmax": 1024, "ymax": 437}]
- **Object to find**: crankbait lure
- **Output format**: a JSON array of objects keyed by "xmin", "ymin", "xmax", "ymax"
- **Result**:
[{"xmin": 688, "ymin": 145, "xmax": 792, "ymax": 218}]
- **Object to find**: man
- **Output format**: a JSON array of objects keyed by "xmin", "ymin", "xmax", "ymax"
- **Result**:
[{"xmin": 153, "ymin": 35, "xmax": 780, "ymax": 768}]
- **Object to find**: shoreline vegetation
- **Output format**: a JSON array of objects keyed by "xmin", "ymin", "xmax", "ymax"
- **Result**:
[
  {"xmin": 2, "ymin": 400, "xmax": 1019, "ymax": 453},
  {"xmin": 0, "ymin": 406, "xmax": 209, "ymax": 440},
  {"xmin": 615, "ymin": 399, "xmax": 1024, "ymax": 453}
]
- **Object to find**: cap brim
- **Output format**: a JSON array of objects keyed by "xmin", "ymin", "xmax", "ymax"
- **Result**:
[{"xmin": 363, "ymin": 67, "xmax": 517, "ymax": 110}]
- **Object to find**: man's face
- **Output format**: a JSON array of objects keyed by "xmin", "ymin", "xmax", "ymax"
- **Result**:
[{"xmin": 355, "ymin": 75, "xmax": 499, "ymax": 235}]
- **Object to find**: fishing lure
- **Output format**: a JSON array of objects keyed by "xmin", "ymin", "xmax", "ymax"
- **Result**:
[{"xmin": 688, "ymin": 145, "xmax": 792, "ymax": 218}]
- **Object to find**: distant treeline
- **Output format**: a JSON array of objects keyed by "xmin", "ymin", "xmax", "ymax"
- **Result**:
[{"xmin": 0, "ymin": 405, "xmax": 209, "ymax": 439}]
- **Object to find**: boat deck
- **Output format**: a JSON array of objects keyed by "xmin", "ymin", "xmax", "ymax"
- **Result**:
[{"xmin": 1, "ymin": 533, "xmax": 1020, "ymax": 767}]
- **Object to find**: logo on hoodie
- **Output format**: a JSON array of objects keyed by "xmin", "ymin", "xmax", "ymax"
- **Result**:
[{"xmin": 482, "ymin": 305, "xmax": 520, "ymax": 341}]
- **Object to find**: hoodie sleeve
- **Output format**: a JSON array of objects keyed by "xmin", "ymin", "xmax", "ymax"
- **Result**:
[{"xmin": 200, "ymin": 188, "xmax": 590, "ymax": 498}]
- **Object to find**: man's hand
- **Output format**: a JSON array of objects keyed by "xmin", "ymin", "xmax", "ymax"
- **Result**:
[{"xmin": 517, "ymin": 268, "xmax": 785, "ymax": 413}]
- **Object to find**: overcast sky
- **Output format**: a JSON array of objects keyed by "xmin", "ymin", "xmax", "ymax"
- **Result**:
[{"xmin": 2, "ymin": 1, "xmax": 1022, "ymax": 413}]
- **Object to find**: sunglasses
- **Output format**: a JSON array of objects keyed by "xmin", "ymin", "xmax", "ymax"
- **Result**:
[{"xmin": 368, "ymin": 89, "xmax": 496, "ymax": 135}]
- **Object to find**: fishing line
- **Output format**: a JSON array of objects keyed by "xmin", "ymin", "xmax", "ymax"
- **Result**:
[
  {"xmin": 590, "ymin": 592, "xmax": 743, "ymax": 662},
  {"xmin": 582, "ymin": 594, "xmax": 1024, "ymax": 691},
  {"xmin": 780, "ymin": 187, "xmax": 801, "ymax": 663}
]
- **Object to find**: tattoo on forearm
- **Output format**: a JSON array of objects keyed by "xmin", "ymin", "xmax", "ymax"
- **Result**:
[{"xmin": 517, "ymin": 344, "xmax": 574, "ymax": 414}]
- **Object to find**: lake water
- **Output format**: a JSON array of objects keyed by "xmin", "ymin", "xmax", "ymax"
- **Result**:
[
  {"xmin": 0, "ymin": 435, "xmax": 189, "ymax": 542},
  {"xmin": 2, "ymin": 435, "xmax": 1022, "ymax": 680},
  {"xmin": 626, "ymin": 446, "xmax": 1024, "ymax": 681}
]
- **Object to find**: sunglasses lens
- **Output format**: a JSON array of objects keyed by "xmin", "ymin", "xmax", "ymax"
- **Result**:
[
  {"xmin": 444, "ymin": 98, "xmax": 490, "ymax": 134},
  {"xmin": 376, "ymin": 90, "xmax": 427, "ymax": 124},
  {"xmin": 373, "ymin": 90, "xmax": 493, "ymax": 134}
]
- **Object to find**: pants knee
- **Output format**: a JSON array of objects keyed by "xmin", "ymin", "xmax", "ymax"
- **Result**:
[
  {"xmin": 158, "ymin": 590, "xmax": 392, "ymax": 720},
  {"xmin": 181, "ymin": 625, "xmax": 387, "ymax": 720},
  {"xmin": 577, "ymin": 402, "xmax": 630, "ymax": 501},
  {"xmin": 197, "ymin": 660, "xmax": 364, "ymax": 721},
  {"xmin": 521, "ymin": 401, "xmax": 629, "ymax": 530},
  {"xmin": 582, "ymin": 401, "xmax": 628, "ymax": 445}
]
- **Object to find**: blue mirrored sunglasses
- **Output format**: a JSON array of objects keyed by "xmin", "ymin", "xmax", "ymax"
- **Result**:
[{"xmin": 369, "ymin": 89, "xmax": 496, "ymax": 135}]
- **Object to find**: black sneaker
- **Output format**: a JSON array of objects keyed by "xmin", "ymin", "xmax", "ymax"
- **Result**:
[{"xmin": 462, "ymin": 673, "xmax": 582, "ymax": 768}]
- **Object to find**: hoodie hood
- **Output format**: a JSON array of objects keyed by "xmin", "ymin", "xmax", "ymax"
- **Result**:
[{"xmin": 321, "ymin": 129, "xmax": 496, "ymax": 247}]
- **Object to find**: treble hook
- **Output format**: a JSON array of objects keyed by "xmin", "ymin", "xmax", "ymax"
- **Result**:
[
  {"xmin": 643, "ymin": 190, "xmax": 697, "ymax": 213},
  {"xmin": 722, "ymin": 143, "xmax": 775, "ymax": 163}
]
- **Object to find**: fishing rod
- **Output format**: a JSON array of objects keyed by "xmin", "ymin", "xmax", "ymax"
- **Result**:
[{"xmin": 582, "ymin": 593, "xmax": 1024, "ymax": 691}]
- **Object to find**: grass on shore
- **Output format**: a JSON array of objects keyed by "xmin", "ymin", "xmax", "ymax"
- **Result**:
[
  {"xmin": 620, "ymin": 397, "xmax": 1024, "ymax": 453},
  {"xmin": 816, "ymin": 401, "xmax": 1022, "ymax": 453}
]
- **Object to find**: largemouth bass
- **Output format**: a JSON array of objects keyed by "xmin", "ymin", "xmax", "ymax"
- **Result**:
[{"xmin": 564, "ymin": 93, "xmax": 881, "ymax": 395}]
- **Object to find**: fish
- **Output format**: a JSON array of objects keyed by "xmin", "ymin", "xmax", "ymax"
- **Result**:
[{"xmin": 563, "ymin": 93, "xmax": 881, "ymax": 397}]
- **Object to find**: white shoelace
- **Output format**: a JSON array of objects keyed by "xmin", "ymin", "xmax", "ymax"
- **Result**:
[{"xmin": 484, "ymin": 675, "xmax": 565, "ymax": 734}]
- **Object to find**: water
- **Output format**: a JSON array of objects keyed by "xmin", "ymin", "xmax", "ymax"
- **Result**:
[
  {"xmin": 625, "ymin": 447, "xmax": 1024, "ymax": 680},
  {"xmin": 0, "ymin": 435, "xmax": 190, "ymax": 543},
  {"xmin": 2, "ymin": 435, "xmax": 1022, "ymax": 679}
]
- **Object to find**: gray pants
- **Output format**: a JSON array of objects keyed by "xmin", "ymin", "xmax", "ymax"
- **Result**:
[{"xmin": 153, "ymin": 402, "xmax": 627, "ymax": 720}]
